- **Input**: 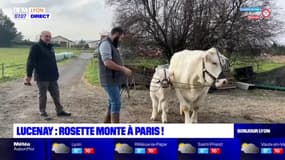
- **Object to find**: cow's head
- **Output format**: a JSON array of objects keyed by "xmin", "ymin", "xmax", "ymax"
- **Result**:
[
  {"xmin": 204, "ymin": 48, "xmax": 229, "ymax": 80},
  {"xmin": 154, "ymin": 67, "xmax": 171, "ymax": 88}
]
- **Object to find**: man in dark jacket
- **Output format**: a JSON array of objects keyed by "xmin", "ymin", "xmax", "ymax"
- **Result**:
[{"xmin": 25, "ymin": 31, "xmax": 71, "ymax": 117}]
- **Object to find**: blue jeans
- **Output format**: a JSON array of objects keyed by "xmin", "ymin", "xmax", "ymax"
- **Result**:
[{"xmin": 102, "ymin": 85, "xmax": 121, "ymax": 113}]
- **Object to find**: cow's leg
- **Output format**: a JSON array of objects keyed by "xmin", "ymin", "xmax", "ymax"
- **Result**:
[
  {"xmin": 190, "ymin": 106, "xmax": 199, "ymax": 123},
  {"xmin": 174, "ymin": 89, "xmax": 185, "ymax": 115},
  {"xmin": 174, "ymin": 89, "xmax": 191, "ymax": 123},
  {"xmin": 158, "ymin": 91, "xmax": 166, "ymax": 113},
  {"xmin": 165, "ymin": 87, "xmax": 173, "ymax": 113},
  {"xmin": 161, "ymin": 100, "xmax": 168, "ymax": 123},
  {"xmin": 190, "ymin": 92, "xmax": 206, "ymax": 123},
  {"xmin": 182, "ymin": 105, "xmax": 191, "ymax": 124},
  {"xmin": 150, "ymin": 94, "xmax": 159, "ymax": 121},
  {"xmin": 179, "ymin": 104, "xmax": 183, "ymax": 115},
  {"xmin": 158, "ymin": 100, "xmax": 162, "ymax": 113}
]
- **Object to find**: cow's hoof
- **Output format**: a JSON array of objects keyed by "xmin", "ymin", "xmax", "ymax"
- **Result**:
[
  {"xmin": 162, "ymin": 119, "xmax": 168, "ymax": 123},
  {"xmin": 189, "ymin": 118, "xmax": 198, "ymax": 123},
  {"xmin": 185, "ymin": 120, "xmax": 193, "ymax": 124},
  {"xmin": 188, "ymin": 120, "xmax": 198, "ymax": 124}
]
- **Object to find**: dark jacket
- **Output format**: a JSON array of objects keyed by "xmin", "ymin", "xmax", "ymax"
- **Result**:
[
  {"xmin": 26, "ymin": 40, "xmax": 59, "ymax": 81},
  {"xmin": 98, "ymin": 37, "xmax": 123, "ymax": 86}
]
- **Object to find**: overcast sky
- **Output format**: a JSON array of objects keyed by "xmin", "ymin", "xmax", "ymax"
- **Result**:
[
  {"xmin": 0, "ymin": 0, "xmax": 114, "ymax": 41},
  {"xmin": 0, "ymin": 0, "xmax": 285, "ymax": 44}
]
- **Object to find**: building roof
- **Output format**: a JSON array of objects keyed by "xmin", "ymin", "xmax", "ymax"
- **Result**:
[
  {"xmin": 52, "ymin": 35, "xmax": 74, "ymax": 42},
  {"xmin": 87, "ymin": 40, "xmax": 100, "ymax": 44}
]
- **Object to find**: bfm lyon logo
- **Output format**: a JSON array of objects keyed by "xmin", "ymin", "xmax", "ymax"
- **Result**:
[{"xmin": 13, "ymin": 7, "xmax": 51, "ymax": 20}]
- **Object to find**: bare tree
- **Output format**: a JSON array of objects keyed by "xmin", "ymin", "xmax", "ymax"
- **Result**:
[{"xmin": 107, "ymin": 0, "xmax": 282, "ymax": 60}]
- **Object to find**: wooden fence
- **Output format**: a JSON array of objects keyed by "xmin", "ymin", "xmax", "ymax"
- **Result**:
[{"xmin": 0, "ymin": 63, "xmax": 25, "ymax": 78}]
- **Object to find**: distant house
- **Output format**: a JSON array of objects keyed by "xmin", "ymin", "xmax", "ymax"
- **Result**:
[
  {"xmin": 52, "ymin": 35, "xmax": 75, "ymax": 48},
  {"xmin": 86, "ymin": 33, "xmax": 109, "ymax": 49},
  {"xmin": 87, "ymin": 40, "xmax": 100, "ymax": 49}
]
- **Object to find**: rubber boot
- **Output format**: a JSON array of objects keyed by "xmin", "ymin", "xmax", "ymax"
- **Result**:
[
  {"xmin": 111, "ymin": 113, "xmax": 120, "ymax": 123},
  {"xmin": 103, "ymin": 111, "xmax": 111, "ymax": 123}
]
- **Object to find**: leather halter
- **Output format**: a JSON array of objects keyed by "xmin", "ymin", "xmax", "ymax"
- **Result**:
[
  {"xmin": 202, "ymin": 52, "xmax": 224, "ymax": 83},
  {"xmin": 153, "ymin": 68, "xmax": 171, "ymax": 88},
  {"xmin": 160, "ymin": 68, "xmax": 170, "ymax": 88}
]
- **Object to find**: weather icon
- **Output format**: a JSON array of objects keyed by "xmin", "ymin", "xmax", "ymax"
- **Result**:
[
  {"xmin": 114, "ymin": 143, "xmax": 133, "ymax": 154},
  {"xmin": 241, "ymin": 143, "xmax": 259, "ymax": 154},
  {"xmin": 178, "ymin": 143, "xmax": 196, "ymax": 154},
  {"xmin": 52, "ymin": 143, "xmax": 70, "ymax": 154}
]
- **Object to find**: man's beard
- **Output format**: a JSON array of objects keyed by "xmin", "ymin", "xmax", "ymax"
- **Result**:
[{"xmin": 113, "ymin": 37, "xmax": 120, "ymax": 48}]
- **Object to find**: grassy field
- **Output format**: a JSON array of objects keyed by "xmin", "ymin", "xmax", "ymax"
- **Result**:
[
  {"xmin": 124, "ymin": 57, "xmax": 167, "ymax": 68},
  {"xmin": 230, "ymin": 57, "xmax": 285, "ymax": 73},
  {"xmin": 84, "ymin": 59, "xmax": 99, "ymax": 86},
  {"xmin": 84, "ymin": 57, "xmax": 167, "ymax": 86},
  {"xmin": 84, "ymin": 55, "xmax": 285, "ymax": 86},
  {"xmin": 0, "ymin": 47, "xmax": 82, "ymax": 82}
]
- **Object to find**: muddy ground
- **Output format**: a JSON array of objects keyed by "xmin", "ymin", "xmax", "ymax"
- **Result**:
[{"xmin": 0, "ymin": 53, "xmax": 285, "ymax": 137}]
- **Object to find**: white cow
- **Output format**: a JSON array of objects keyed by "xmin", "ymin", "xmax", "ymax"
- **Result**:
[
  {"xmin": 168, "ymin": 48, "xmax": 229, "ymax": 123},
  {"xmin": 150, "ymin": 66, "xmax": 173, "ymax": 123}
]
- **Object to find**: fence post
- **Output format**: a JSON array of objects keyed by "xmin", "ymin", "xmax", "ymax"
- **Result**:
[{"xmin": 1, "ymin": 63, "xmax": 4, "ymax": 78}]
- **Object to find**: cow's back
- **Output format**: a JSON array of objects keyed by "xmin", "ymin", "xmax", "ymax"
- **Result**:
[{"xmin": 169, "ymin": 50, "xmax": 205, "ymax": 84}]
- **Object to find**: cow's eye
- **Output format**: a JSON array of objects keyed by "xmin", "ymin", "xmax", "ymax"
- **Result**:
[{"xmin": 212, "ymin": 62, "xmax": 218, "ymax": 65}]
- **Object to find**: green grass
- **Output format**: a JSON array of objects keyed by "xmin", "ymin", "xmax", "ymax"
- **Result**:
[
  {"xmin": 84, "ymin": 59, "xmax": 99, "ymax": 86},
  {"xmin": 0, "ymin": 47, "xmax": 29, "ymax": 82},
  {"xmin": 124, "ymin": 57, "xmax": 167, "ymax": 68},
  {"xmin": 84, "ymin": 56, "xmax": 285, "ymax": 86},
  {"xmin": 256, "ymin": 62, "xmax": 285, "ymax": 73},
  {"xmin": 230, "ymin": 57, "xmax": 285, "ymax": 73},
  {"xmin": 84, "ymin": 57, "xmax": 166, "ymax": 86},
  {"xmin": 0, "ymin": 48, "xmax": 30, "ymax": 65},
  {"xmin": 0, "ymin": 47, "xmax": 82, "ymax": 83}
]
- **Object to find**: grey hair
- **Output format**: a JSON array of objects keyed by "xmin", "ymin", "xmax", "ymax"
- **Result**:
[{"xmin": 40, "ymin": 30, "xmax": 51, "ymax": 36}]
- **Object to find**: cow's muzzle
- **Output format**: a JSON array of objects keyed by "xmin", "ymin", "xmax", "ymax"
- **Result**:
[{"xmin": 160, "ymin": 79, "xmax": 170, "ymax": 88}]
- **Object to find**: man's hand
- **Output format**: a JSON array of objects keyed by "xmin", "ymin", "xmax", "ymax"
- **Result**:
[
  {"xmin": 121, "ymin": 66, "xmax": 132, "ymax": 77},
  {"xmin": 103, "ymin": 60, "xmax": 132, "ymax": 77},
  {"xmin": 24, "ymin": 77, "xmax": 32, "ymax": 86}
]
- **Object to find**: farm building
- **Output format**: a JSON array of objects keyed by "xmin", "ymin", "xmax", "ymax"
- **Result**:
[
  {"xmin": 87, "ymin": 40, "xmax": 100, "ymax": 49},
  {"xmin": 51, "ymin": 35, "xmax": 75, "ymax": 48}
]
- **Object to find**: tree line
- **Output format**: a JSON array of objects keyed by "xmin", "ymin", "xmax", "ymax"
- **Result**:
[
  {"xmin": 0, "ymin": 9, "xmax": 23, "ymax": 47},
  {"xmin": 107, "ymin": 0, "xmax": 283, "ymax": 60}
]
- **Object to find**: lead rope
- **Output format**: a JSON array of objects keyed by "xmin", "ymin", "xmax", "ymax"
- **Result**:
[{"xmin": 143, "ymin": 55, "xmax": 225, "ymax": 93}]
